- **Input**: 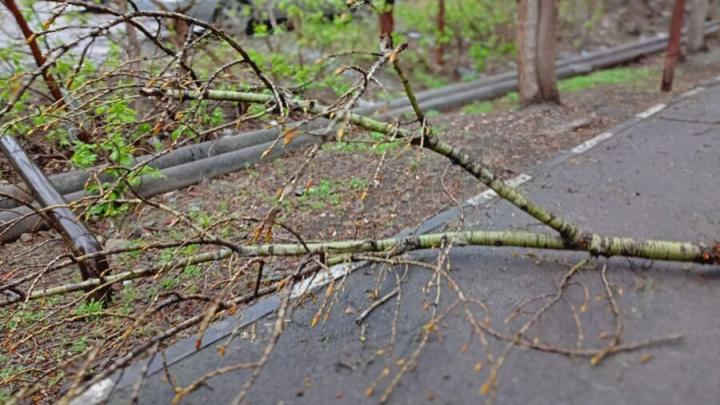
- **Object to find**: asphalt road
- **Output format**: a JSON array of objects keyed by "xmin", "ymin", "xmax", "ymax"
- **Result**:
[{"xmin": 102, "ymin": 81, "xmax": 720, "ymax": 404}]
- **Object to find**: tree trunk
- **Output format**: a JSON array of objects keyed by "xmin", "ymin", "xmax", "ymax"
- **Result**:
[
  {"xmin": 379, "ymin": 0, "xmax": 395, "ymax": 49},
  {"xmin": 536, "ymin": 0, "xmax": 560, "ymax": 102},
  {"xmin": 2, "ymin": 0, "xmax": 65, "ymax": 105},
  {"xmin": 436, "ymin": 0, "xmax": 446, "ymax": 66},
  {"xmin": 517, "ymin": 0, "xmax": 541, "ymax": 103},
  {"xmin": 688, "ymin": 0, "xmax": 710, "ymax": 53},
  {"xmin": 661, "ymin": 0, "xmax": 687, "ymax": 92}
]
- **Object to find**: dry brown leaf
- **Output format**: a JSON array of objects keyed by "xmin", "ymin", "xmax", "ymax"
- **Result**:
[{"xmin": 283, "ymin": 128, "xmax": 299, "ymax": 145}]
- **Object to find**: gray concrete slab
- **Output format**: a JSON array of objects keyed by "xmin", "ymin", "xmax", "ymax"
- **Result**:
[{"xmin": 105, "ymin": 84, "xmax": 720, "ymax": 404}]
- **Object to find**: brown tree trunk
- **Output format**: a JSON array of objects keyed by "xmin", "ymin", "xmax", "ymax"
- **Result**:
[
  {"xmin": 2, "ymin": 0, "xmax": 65, "ymax": 105},
  {"xmin": 536, "ymin": 0, "xmax": 560, "ymax": 102},
  {"xmin": 517, "ymin": 0, "xmax": 541, "ymax": 104},
  {"xmin": 436, "ymin": 0, "xmax": 446, "ymax": 66},
  {"xmin": 662, "ymin": 0, "xmax": 687, "ymax": 92},
  {"xmin": 688, "ymin": 0, "xmax": 710, "ymax": 53},
  {"xmin": 379, "ymin": 0, "xmax": 395, "ymax": 49}
]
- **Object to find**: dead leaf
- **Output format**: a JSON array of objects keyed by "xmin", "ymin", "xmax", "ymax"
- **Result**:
[{"xmin": 283, "ymin": 128, "xmax": 299, "ymax": 145}]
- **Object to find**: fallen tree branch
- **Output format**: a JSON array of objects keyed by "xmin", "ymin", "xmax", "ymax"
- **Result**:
[{"xmin": 4, "ymin": 229, "xmax": 717, "ymax": 306}]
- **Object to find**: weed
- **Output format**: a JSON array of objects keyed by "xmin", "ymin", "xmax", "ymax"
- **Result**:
[
  {"xmin": 70, "ymin": 337, "xmax": 88, "ymax": 354},
  {"xmin": 75, "ymin": 300, "xmax": 103, "ymax": 317},
  {"xmin": 350, "ymin": 177, "xmax": 369, "ymax": 190},
  {"xmin": 462, "ymin": 101, "xmax": 494, "ymax": 115},
  {"xmin": 160, "ymin": 277, "xmax": 178, "ymax": 290},
  {"xmin": 559, "ymin": 67, "xmax": 652, "ymax": 92},
  {"xmin": 182, "ymin": 265, "xmax": 202, "ymax": 279},
  {"xmin": 299, "ymin": 179, "xmax": 340, "ymax": 208},
  {"xmin": 1, "ymin": 309, "xmax": 45, "ymax": 332},
  {"xmin": 120, "ymin": 284, "xmax": 138, "ymax": 313}
]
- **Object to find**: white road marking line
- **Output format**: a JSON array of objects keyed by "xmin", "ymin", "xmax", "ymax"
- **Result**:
[
  {"xmin": 297, "ymin": 174, "xmax": 538, "ymax": 294},
  {"xmin": 636, "ymin": 103, "xmax": 666, "ymax": 119},
  {"xmin": 69, "ymin": 378, "xmax": 114, "ymax": 405},
  {"xmin": 571, "ymin": 131, "xmax": 614, "ymax": 154},
  {"xmin": 681, "ymin": 87, "xmax": 705, "ymax": 98},
  {"xmin": 291, "ymin": 262, "xmax": 360, "ymax": 298},
  {"xmin": 76, "ymin": 261, "xmax": 364, "ymax": 405},
  {"xmin": 303, "ymin": 172, "xmax": 536, "ymax": 293},
  {"xmin": 466, "ymin": 173, "xmax": 532, "ymax": 207}
]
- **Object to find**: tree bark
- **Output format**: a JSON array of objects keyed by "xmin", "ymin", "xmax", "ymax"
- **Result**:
[
  {"xmin": 517, "ymin": 0, "xmax": 541, "ymax": 103},
  {"xmin": 688, "ymin": 0, "xmax": 710, "ymax": 53},
  {"xmin": 661, "ymin": 0, "xmax": 687, "ymax": 92},
  {"xmin": 436, "ymin": 0, "xmax": 446, "ymax": 66},
  {"xmin": 536, "ymin": 0, "xmax": 560, "ymax": 102},
  {"xmin": 2, "ymin": 0, "xmax": 65, "ymax": 105},
  {"xmin": 7, "ymin": 228, "xmax": 718, "ymax": 305},
  {"xmin": 379, "ymin": 0, "xmax": 395, "ymax": 49}
]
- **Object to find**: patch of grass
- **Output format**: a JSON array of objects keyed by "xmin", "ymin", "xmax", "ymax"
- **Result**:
[
  {"xmin": 70, "ymin": 337, "xmax": 88, "ymax": 354},
  {"xmin": 182, "ymin": 265, "xmax": 202, "ymax": 279},
  {"xmin": 75, "ymin": 300, "xmax": 103, "ymax": 317},
  {"xmin": 559, "ymin": 67, "xmax": 652, "ymax": 92},
  {"xmin": 1, "ymin": 309, "xmax": 45, "ymax": 332},
  {"xmin": 500, "ymin": 91, "xmax": 519, "ymax": 104},
  {"xmin": 323, "ymin": 137, "xmax": 401, "ymax": 155},
  {"xmin": 0, "ymin": 364, "xmax": 24, "ymax": 382},
  {"xmin": 299, "ymin": 179, "xmax": 340, "ymax": 209},
  {"xmin": 160, "ymin": 276, "xmax": 178, "ymax": 290},
  {"xmin": 462, "ymin": 100, "xmax": 494, "ymax": 115},
  {"xmin": 413, "ymin": 70, "xmax": 448, "ymax": 89},
  {"xmin": 474, "ymin": 67, "xmax": 651, "ymax": 110},
  {"xmin": 119, "ymin": 284, "xmax": 138, "ymax": 313},
  {"xmin": 349, "ymin": 176, "xmax": 369, "ymax": 190}
]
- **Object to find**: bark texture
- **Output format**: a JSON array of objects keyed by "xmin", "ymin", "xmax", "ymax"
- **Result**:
[
  {"xmin": 536, "ymin": 0, "xmax": 560, "ymax": 102},
  {"xmin": 688, "ymin": 0, "xmax": 710, "ymax": 53},
  {"xmin": 2, "ymin": 0, "xmax": 64, "ymax": 104},
  {"xmin": 517, "ymin": 0, "xmax": 540, "ymax": 103},
  {"xmin": 662, "ymin": 0, "xmax": 687, "ymax": 92},
  {"xmin": 436, "ymin": 0, "xmax": 446, "ymax": 65},
  {"xmin": 516, "ymin": 0, "xmax": 559, "ymax": 104},
  {"xmin": 7, "ymin": 229, "xmax": 718, "ymax": 305},
  {"xmin": 379, "ymin": 0, "xmax": 395, "ymax": 49}
]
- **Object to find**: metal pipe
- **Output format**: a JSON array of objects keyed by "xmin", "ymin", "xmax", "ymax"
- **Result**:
[{"xmin": 0, "ymin": 135, "xmax": 111, "ymax": 302}]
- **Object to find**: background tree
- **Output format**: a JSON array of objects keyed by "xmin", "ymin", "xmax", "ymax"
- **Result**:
[
  {"xmin": 379, "ymin": 0, "xmax": 395, "ymax": 49},
  {"xmin": 662, "ymin": 0, "xmax": 687, "ymax": 91},
  {"xmin": 516, "ymin": 0, "xmax": 559, "ymax": 104},
  {"xmin": 435, "ymin": 0, "xmax": 446, "ymax": 66},
  {"xmin": 688, "ymin": 0, "xmax": 710, "ymax": 53}
]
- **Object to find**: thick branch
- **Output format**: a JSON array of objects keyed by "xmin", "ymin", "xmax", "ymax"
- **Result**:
[{"xmin": 5, "ymin": 230, "xmax": 718, "ymax": 305}]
